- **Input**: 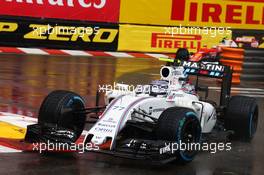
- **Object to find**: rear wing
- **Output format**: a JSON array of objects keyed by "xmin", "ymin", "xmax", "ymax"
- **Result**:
[
  {"xmin": 158, "ymin": 58, "xmax": 233, "ymax": 107},
  {"xmin": 159, "ymin": 58, "xmax": 229, "ymax": 78},
  {"xmin": 181, "ymin": 61, "xmax": 228, "ymax": 78},
  {"xmin": 180, "ymin": 61, "xmax": 233, "ymax": 107}
]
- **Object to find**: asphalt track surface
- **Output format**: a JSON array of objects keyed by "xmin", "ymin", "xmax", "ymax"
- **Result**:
[{"xmin": 0, "ymin": 54, "xmax": 263, "ymax": 175}]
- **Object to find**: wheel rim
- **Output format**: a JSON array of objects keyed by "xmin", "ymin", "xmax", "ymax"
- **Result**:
[
  {"xmin": 60, "ymin": 96, "xmax": 86, "ymax": 138},
  {"xmin": 180, "ymin": 117, "xmax": 201, "ymax": 158}
]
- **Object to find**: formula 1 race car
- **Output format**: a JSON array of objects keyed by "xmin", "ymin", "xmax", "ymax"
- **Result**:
[
  {"xmin": 170, "ymin": 48, "xmax": 221, "ymax": 63},
  {"xmin": 235, "ymin": 36, "xmax": 259, "ymax": 48},
  {"xmin": 25, "ymin": 58, "xmax": 259, "ymax": 164},
  {"xmin": 171, "ymin": 37, "xmax": 239, "ymax": 64},
  {"xmin": 189, "ymin": 48, "xmax": 221, "ymax": 62}
]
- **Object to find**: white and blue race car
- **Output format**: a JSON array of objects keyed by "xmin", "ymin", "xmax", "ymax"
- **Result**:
[{"xmin": 25, "ymin": 59, "xmax": 259, "ymax": 164}]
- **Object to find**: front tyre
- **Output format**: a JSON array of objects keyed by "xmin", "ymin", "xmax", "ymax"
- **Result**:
[
  {"xmin": 38, "ymin": 90, "xmax": 86, "ymax": 142},
  {"xmin": 225, "ymin": 96, "xmax": 258, "ymax": 141},
  {"xmin": 156, "ymin": 107, "xmax": 201, "ymax": 163}
]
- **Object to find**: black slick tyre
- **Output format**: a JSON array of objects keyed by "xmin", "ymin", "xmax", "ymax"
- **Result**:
[
  {"xmin": 156, "ymin": 107, "xmax": 201, "ymax": 163},
  {"xmin": 225, "ymin": 96, "xmax": 258, "ymax": 141},
  {"xmin": 38, "ymin": 90, "xmax": 86, "ymax": 141}
]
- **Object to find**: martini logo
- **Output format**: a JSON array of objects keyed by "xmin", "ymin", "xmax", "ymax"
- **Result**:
[
  {"xmin": 182, "ymin": 61, "xmax": 225, "ymax": 72},
  {"xmin": 171, "ymin": 0, "xmax": 264, "ymax": 25},
  {"xmin": 151, "ymin": 33, "xmax": 201, "ymax": 51}
]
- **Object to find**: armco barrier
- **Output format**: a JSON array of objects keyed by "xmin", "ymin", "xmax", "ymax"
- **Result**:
[
  {"xmin": 221, "ymin": 48, "xmax": 264, "ymax": 84},
  {"xmin": 241, "ymin": 49, "xmax": 264, "ymax": 81},
  {"xmin": 220, "ymin": 47, "xmax": 245, "ymax": 84}
]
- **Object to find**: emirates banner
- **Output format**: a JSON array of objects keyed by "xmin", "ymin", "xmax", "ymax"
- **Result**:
[{"xmin": 0, "ymin": 0, "xmax": 120, "ymax": 23}]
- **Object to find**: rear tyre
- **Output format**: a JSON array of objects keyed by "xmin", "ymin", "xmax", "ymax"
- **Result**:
[
  {"xmin": 38, "ymin": 90, "xmax": 86, "ymax": 141},
  {"xmin": 225, "ymin": 96, "xmax": 258, "ymax": 141},
  {"xmin": 156, "ymin": 107, "xmax": 201, "ymax": 163}
]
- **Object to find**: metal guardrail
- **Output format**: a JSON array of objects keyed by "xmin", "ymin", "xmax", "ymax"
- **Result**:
[
  {"xmin": 221, "ymin": 48, "xmax": 264, "ymax": 84},
  {"xmin": 242, "ymin": 49, "xmax": 264, "ymax": 81}
]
